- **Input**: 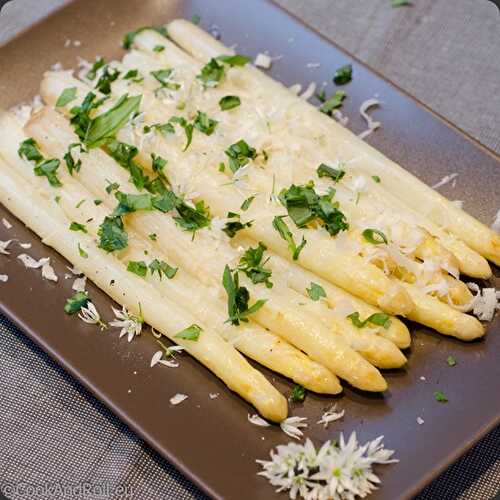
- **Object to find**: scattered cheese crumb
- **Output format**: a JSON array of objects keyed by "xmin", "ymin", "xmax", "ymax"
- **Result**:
[
  {"xmin": 254, "ymin": 53, "xmax": 273, "ymax": 69},
  {"xmin": 358, "ymin": 98, "xmax": 381, "ymax": 139},
  {"xmin": 72, "ymin": 276, "xmax": 87, "ymax": 292},
  {"xmin": 248, "ymin": 414, "xmax": 271, "ymax": 427},
  {"xmin": 306, "ymin": 62, "xmax": 321, "ymax": 68},
  {"xmin": 0, "ymin": 240, "xmax": 12, "ymax": 255},
  {"xmin": 420, "ymin": 376, "xmax": 426, "ymax": 381},
  {"xmin": 417, "ymin": 417, "xmax": 425, "ymax": 425},
  {"xmin": 0, "ymin": 274, "xmax": 8, "ymax": 283},
  {"xmin": 209, "ymin": 393, "xmax": 219, "ymax": 400},
  {"xmin": 466, "ymin": 283, "xmax": 499, "ymax": 321},
  {"xmin": 170, "ymin": 393, "xmax": 188, "ymax": 405},
  {"xmin": 2, "ymin": 218, "xmax": 12, "ymax": 229},
  {"xmin": 431, "ymin": 173, "xmax": 459, "ymax": 190},
  {"xmin": 19, "ymin": 242, "xmax": 32, "ymax": 249}
]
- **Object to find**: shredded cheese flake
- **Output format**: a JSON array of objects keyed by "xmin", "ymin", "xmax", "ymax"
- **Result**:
[
  {"xmin": 358, "ymin": 98, "xmax": 381, "ymax": 139},
  {"xmin": 254, "ymin": 53, "xmax": 272, "ymax": 69},
  {"xmin": 170, "ymin": 393, "xmax": 188, "ymax": 405},
  {"xmin": 0, "ymin": 240, "xmax": 12, "ymax": 255},
  {"xmin": 431, "ymin": 173, "xmax": 459, "ymax": 190},
  {"xmin": 0, "ymin": 274, "xmax": 8, "ymax": 283},
  {"xmin": 2, "ymin": 218, "xmax": 12, "ymax": 229}
]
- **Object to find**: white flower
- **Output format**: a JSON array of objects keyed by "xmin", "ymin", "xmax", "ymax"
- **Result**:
[
  {"xmin": 248, "ymin": 414, "xmax": 271, "ymax": 427},
  {"xmin": 258, "ymin": 432, "xmax": 398, "ymax": 500},
  {"xmin": 110, "ymin": 305, "xmax": 143, "ymax": 342},
  {"xmin": 280, "ymin": 416, "xmax": 308, "ymax": 440},
  {"xmin": 78, "ymin": 302, "xmax": 107, "ymax": 330},
  {"xmin": 150, "ymin": 348, "xmax": 180, "ymax": 368},
  {"xmin": 150, "ymin": 350, "xmax": 163, "ymax": 367},
  {"xmin": 170, "ymin": 393, "xmax": 188, "ymax": 405},
  {"xmin": 19, "ymin": 242, "xmax": 32, "ymax": 249},
  {"xmin": 317, "ymin": 405, "xmax": 345, "ymax": 428},
  {"xmin": 72, "ymin": 275, "xmax": 87, "ymax": 292},
  {"xmin": 0, "ymin": 239, "xmax": 12, "ymax": 255}
]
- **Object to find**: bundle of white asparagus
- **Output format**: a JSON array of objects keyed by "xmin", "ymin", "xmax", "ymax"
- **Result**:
[{"xmin": 0, "ymin": 20, "xmax": 497, "ymax": 421}]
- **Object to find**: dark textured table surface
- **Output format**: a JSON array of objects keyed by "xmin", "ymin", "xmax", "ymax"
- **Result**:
[{"xmin": 0, "ymin": 1, "xmax": 499, "ymax": 499}]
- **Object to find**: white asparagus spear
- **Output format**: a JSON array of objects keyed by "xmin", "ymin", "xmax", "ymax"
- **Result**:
[
  {"xmin": 39, "ymin": 72, "xmax": 415, "ymax": 317},
  {"xmin": 22, "ymin": 107, "xmax": 389, "ymax": 392},
  {"xmin": 129, "ymin": 32, "xmax": 491, "ymax": 280},
  {"xmin": 165, "ymin": 19, "xmax": 500, "ymax": 266},
  {"xmin": 0, "ymin": 153, "xmax": 287, "ymax": 422}
]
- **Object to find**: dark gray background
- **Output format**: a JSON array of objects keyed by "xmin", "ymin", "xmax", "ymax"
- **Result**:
[{"xmin": 0, "ymin": 1, "xmax": 499, "ymax": 499}]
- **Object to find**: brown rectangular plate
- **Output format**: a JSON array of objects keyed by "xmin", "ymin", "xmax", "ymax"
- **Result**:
[{"xmin": 0, "ymin": 1, "xmax": 499, "ymax": 498}]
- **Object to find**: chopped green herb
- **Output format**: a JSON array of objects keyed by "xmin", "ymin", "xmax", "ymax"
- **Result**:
[
  {"xmin": 316, "ymin": 88, "xmax": 327, "ymax": 103},
  {"xmin": 78, "ymin": 243, "xmax": 88, "ymax": 258},
  {"xmin": 193, "ymin": 111, "xmax": 218, "ymax": 136},
  {"xmin": 106, "ymin": 139, "xmax": 150, "ymax": 190},
  {"xmin": 151, "ymin": 68, "xmax": 181, "ymax": 92},
  {"xmin": 84, "ymin": 94, "xmax": 142, "ymax": 148},
  {"xmin": 175, "ymin": 324, "xmax": 202, "ymax": 341},
  {"xmin": 240, "ymin": 195, "xmax": 255, "ymax": 211},
  {"xmin": 95, "ymin": 66, "xmax": 120, "ymax": 95},
  {"xmin": 306, "ymin": 282, "xmax": 326, "ymax": 301},
  {"xmin": 434, "ymin": 391, "xmax": 448, "ymax": 403},
  {"xmin": 222, "ymin": 265, "xmax": 267, "ymax": 326},
  {"xmin": 169, "ymin": 116, "xmax": 194, "ymax": 151},
  {"xmin": 86, "ymin": 58, "xmax": 106, "ymax": 80},
  {"xmin": 272, "ymin": 215, "xmax": 307, "ymax": 260},
  {"xmin": 94, "ymin": 199, "xmax": 103, "ymax": 206},
  {"xmin": 191, "ymin": 14, "xmax": 201, "ymax": 25},
  {"xmin": 34, "ymin": 159, "xmax": 62, "ymax": 187},
  {"xmin": 217, "ymin": 54, "xmax": 251, "ymax": 67},
  {"xmin": 149, "ymin": 259, "xmax": 178, "ymax": 280},
  {"xmin": 362, "ymin": 228, "xmax": 388, "ymax": 245},
  {"xmin": 127, "ymin": 260, "xmax": 148, "ymax": 277},
  {"xmin": 290, "ymin": 384, "xmax": 306, "ymax": 403},
  {"xmin": 391, "ymin": 0, "xmax": 412, "ymax": 6},
  {"xmin": 153, "ymin": 45, "xmax": 165, "ymax": 52},
  {"xmin": 279, "ymin": 182, "xmax": 349, "ymax": 236},
  {"xmin": 319, "ymin": 90, "xmax": 346, "ymax": 115},
  {"xmin": 219, "ymin": 95, "xmax": 241, "ymax": 111},
  {"xmin": 225, "ymin": 139, "xmax": 257, "ymax": 173},
  {"xmin": 173, "ymin": 198, "xmax": 211, "ymax": 235},
  {"xmin": 75, "ymin": 199, "xmax": 85, "ymax": 209},
  {"xmin": 446, "ymin": 356, "xmax": 457, "ymax": 367},
  {"xmin": 222, "ymin": 212, "xmax": 253, "ymax": 238},
  {"xmin": 56, "ymin": 87, "xmax": 78, "ymax": 107},
  {"xmin": 122, "ymin": 26, "xmax": 168, "ymax": 50},
  {"xmin": 123, "ymin": 69, "xmax": 142, "ymax": 82},
  {"xmin": 218, "ymin": 162, "xmax": 225, "ymax": 172},
  {"xmin": 105, "ymin": 181, "xmax": 120, "ymax": 194},
  {"xmin": 69, "ymin": 92, "xmax": 107, "ymax": 142},
  {"xmin": 372, "ymin": 175, "xmax": 381, "ymax": 183},
  {"xmin": 317, "ymin": 163, "xmax": 345, "ymax": 183},
  {"xmin": 238, "ymin": 242, "xmax": 273, "ymax": 288},
  {"xmin": 69, "ymin": 221, "xmax": 87, "ymax": 233},
  {"xmin": 54, "ymin": 196, "xmax": 61, "ymax": 204},
  {"xmin": 151, "ymin": 153, "xmax": 167, "ymax": 176},
  {"xmin": 333, "ymin": 64, "xmax": 352, "ymax": 85},
  {"xmin": 64, "ymin": 142, "xmax": 84, "ymax": 175},
  {"xmin": 18, "ymin": 138, "xmax": 43, "ymax": 163},
  {"xmin": 64, "ymin": 291, "xmax": 89, "ymax": 314},
  {"xmin": 347, "ymin": 311, "xmax": 391, "ymax": 329},
  {"xmin": 197, "ymin": 58, "xmax": 225, "ymax": 88},
  {"xmin": 97, "ymin": 215, "xmax": 128, "ymax": 252}
]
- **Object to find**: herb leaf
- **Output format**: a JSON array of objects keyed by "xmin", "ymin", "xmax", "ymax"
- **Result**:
[
  {"xmin": 434, "ymin": 391, "xmax": 448, "ymax": 403},
  {"xmin": 18, "ymin": 138, "xmax": 43, "ymax": 163},
  {"xmin": 193, "ymin": 111, "xmax": 218, "ymax": 136},
  {"xmin": 175, "ymin": 324, "xmax": 202, "ymax": 341},
  {"xmin": 362, "ymin": 228, "xmax": 388, "ymax": 245},
  {"xmin": 169, "ymin": 116, "xmax": 194, "ymax": 151},
  {"xmin": 241, "ymin": 196, "xmax": 255, "ymax": 211},
  {"xmin": 64, "ymin": 142, "xmax": 84, "ymax": 175},
  {"xmin": 290, "ymin": 384, "xmax": 306, "ymax": 403},
  {"xmin": 347, "ymin": 311, "xmax": 391, "ymax": 329},
  {"xmin": 69, "ymin": 222, "xmax": 87, "ymax": 233},
  {"xmin": 122, "ymin": 26, "xmax": 168, "ymax": 49},
  {"xmin": 151, "ymin": 68, "xmax": 181, "ymax": 92},
  {"xmin": 127, "ymin": 260, "xmax": 148, "ymax": 277},
  {"xmin": 319, "ymin": 90, "xmax": 346, "ymax": 115},
  {"xmin": 34, "ymin": 159, "xmax": 62, "ymax": 187},
  {"xmin": 222, "ymin": 212, "xmax": 253, "ymax": 238},
  {"xmin": 149, "ymin": 259, "xmax": 178, "ymax": 280},
  {"xmin": 106, "ymin": 139, "xmax": 150, "ymax": 190},
  {"xmin": 86, "ymin": 58, "xmax": 106, "ymax": 80},
  {"xmin": 56, "ymin": 87, "xmax": 78, "ymax": 107},
  {"xmin": 392, "ymin": 0, "xmax": 412, "ymax": 6},
  {"xmin": 272, "ymin": 215, "xmax": 307, "ymax": 260},
  {"xmin": 219, "ymin": 95, "xmax": 241, "ymax": 111},
  {"xmin": 64, "ymin": 291, "xmax": 89, "ymax": 314},
  {"xmin": 95, "ymin": 66, "xmax": 121, "ymax": 95},
  {"xmin": 446, "ymin": 356, "xmax": 457, "ymax": 367},
  {"xmin": 238, "ymin": 242, "xmax": 273, "ymax": 288},
  {"xmin": 317, "ymin": 163, "xmax": 345, "ymax": 183},
  {"xmin": 216, "ymin": 54, "xmax": 250, "ymax": 67},
  {"xmin": 306, "ymin": 282, "xmax": 326, "ymax": 301},
  {"xmin": 78, "ymin": 243, "xmax": 88, "ymax": 258},
  {"xmin": 372, "ymin": 175, "xmax": 381, "ymax": 183},
  {"xmin": 333, "ymin": 64, "xmax": 353, "ymax": 85},
  {"xmin": 97, "ymin": 216, "xmax": 128, "ymax": 252},
  {"xmin": 225, "ymin": 139, "xmax": 257, "ymax": 173}
]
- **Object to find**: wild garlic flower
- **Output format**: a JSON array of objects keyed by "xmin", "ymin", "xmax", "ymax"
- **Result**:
[
  {"xmin": 280, "ymin": 416, "xmax": 308, "ymax": 440},
  {"xmin": 78, "ymin": 302, "xmax": 107, "ymax": 330},
  {"xmin": 110, "ymin": 304, "xmax": 143, "ymax": 342},
  {"xmin": 257, "ymin": 432, "xmax": 398, "ymax": 500},
  {"xmin": 248, "ymin": 414, "xmax": 271, "ymax": 427},
  {"xmin": 317, "ymin": 405, "xmax": 345, "ymax": 429}
]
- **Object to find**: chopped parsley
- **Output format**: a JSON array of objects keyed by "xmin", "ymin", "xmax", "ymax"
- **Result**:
[
  {"xmin": 64, "ymin": 142, "xmax": 84, "ymax": 175},
  {"xmin": 94, "ymin": 199, "xmax": 103, "ymax": 206},
  {"xmin": 240, "ymin": 195, "xmax": 255, "ymax": 211},
  {"xmin": 362, "ymin": 228, "xmax": 388, "ymax": 245},
  {"xmin": 290, "ymin": 384, "xmax": 306, "ymax": 403},
  {"xmin": 148, "ymin": 233, "xmax": 157, "ymax": 241},
  {"xmin": 149, "ymin": 259, "xmax": 178, "ymax": 279},
  {"xmin": 446, "ymin": 356, "xmax": 457, "ymax": 367},
  {"xmin": 123, "ymin": 69, "xmax": 143, "ymax": 82},
  {"xmin": 97, "ymin": 216, "xmax": 128, "ymax": 252},
  {"xmin": 319, "ymin": 90, "xmax": 346, "ymax": 115},
  {"xmin": 122, "ymin": 25, "xmax": 168, "ymax": 49},
  {"xmin": 174, "ymin": 198, "xmax": 211, "ymax": 235},
  {"xmin": 372, "ymin": 175, "xmax": 381, "ymax": 183},
  {"xmin": 127, "ymin": 260, "xmax": 148, "ymax": 277},
  {"xmin": 222, "ymin": 212, "xmax": 253, "ymax": 238},
  {"xmin": 193, "ymin": 111, "xmax": 218, "ymax": 136},
  {"xmin": 238, "ymin": 242, "xmax": 273, "ymax": 288},
  {"xmin": 69, "ymin": 222, "xmax": 87, "ymax": 233},
  {"xmin": 196, "ymin": 54, "xmax": 250, "ymax": 88},
  {"xmin": 225, "ymin": 139, "xmax": 257, "ymax": 173},
  {"xmin": 95, "ymin": 66, "xmax": 121, "ymax": 95},
  {"xmin": 106, "ymin": 139, "xmax": 150, "ymax": 190},
  {"xmin": 317, "ymin": 163, "xmax": 345, "ymax": 183},
  {"xmin": 169, "ymin": 116, "xmax": 194, "ymax": 151},
  {"xmin": 153, "ymin": 45, "xmax": 165, "ymax": 52},
  {"xmin": 18, "ymin": 138, "xmax": 43, "ymax": 163},
  {"xmin": 218, "ymin": 163, "xmax": 225, "ymax": 172},
  {"xmin": 64, "ymin": 291, "xmax": 89, "ymax": 314},
  {"xmin": 191, "ymin": 14, "xmax": 201, "ymax": 25},
  {"xmin": 347, "ymin": 312, "xmax": 391, "ymax": 329},
  {"xmin": 86, "ymin": 58, "xmax": 106, "ymax": 80},
  {"xmin": 219, "ymin": 95, "xmax": 241, "ymax": 111},
  {"xmin": 69, "ymin": 92, "xmax": 106, "ymax": 142},
  {"xmin": 392, "ymin": 0, "xmax": 412, "ymax": 6},
  {"xmin": 56, "ymin": 87, "xmax": 78, "ymax": 107},
  {"xmin": 18, "ymin": 138, "xmax": 62, "ymax": 187},
  {"xmin": 78, "ymin": 243, "xmax": 88, "ymax": 258},
  {"xmin": 434, "ymin": 391, "xmax": 448, "ymax": 403},
  {"xmin": 105, "ymin": 181, "xmax": 120, "ymax": 194},
  {"xmin": 333, "ymin": 64, "xmax": 353, "ymax": 85},
  {"xmin": 272, "ymin": 215, "xmax": 307, "ymax": 260},
  {"xmin": 217, "ymin": 54, "xmax": 251, "ymax": 66},
  {"xmin": 175, "ymin": 324, "xmax": 202, "ymax": 341},
  {"xmin": 151, "ymin": 68, "xmax": 181, "ymax": 93},
  {"xmin": 306, "ymin": 282, "xmax": 326, "ymax": 301},
  {"xmin": 75, "ymin": 199, "xmax": 85, "ymax": 209},
  {"xmin": 279, "ymin": 182, "xmax": 349, "ymax": 236},
  {"xmin": 222, "ymin": 265, "xmax": 267, "ymax": 326}
]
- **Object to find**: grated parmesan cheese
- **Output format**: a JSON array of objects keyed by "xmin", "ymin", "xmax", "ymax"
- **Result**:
[
  {"xmin": 170, "ymin": 393, "xmax": 188, "ymax": 405},
  {"xmin": 0, "ymin": 275, "xmax": 8, "ymax": 283},
  {"xmin": 431, "ymin": 173, "xmax": 459, "ymax": 190},
  {"xmin": 466, "ymin": 283, "xmax": 500, "ymax": 321},
  {"xmin": 2, "ymin": 218, "xmax": 12, "ymax": 229},
  {"xmin": 72, "ymin": 275, "xmax": 87, "ymax": 292},
  {"xmin": 19, "ymin": 242, "xmax": 32, "ymax": 249},
  {"xmin": 254, "ymin": 53, "xmax": 272, "ymax": 69},
  {"xmin": 358, "ymin": 98, "xmax": 381, "ymax": 139}
]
